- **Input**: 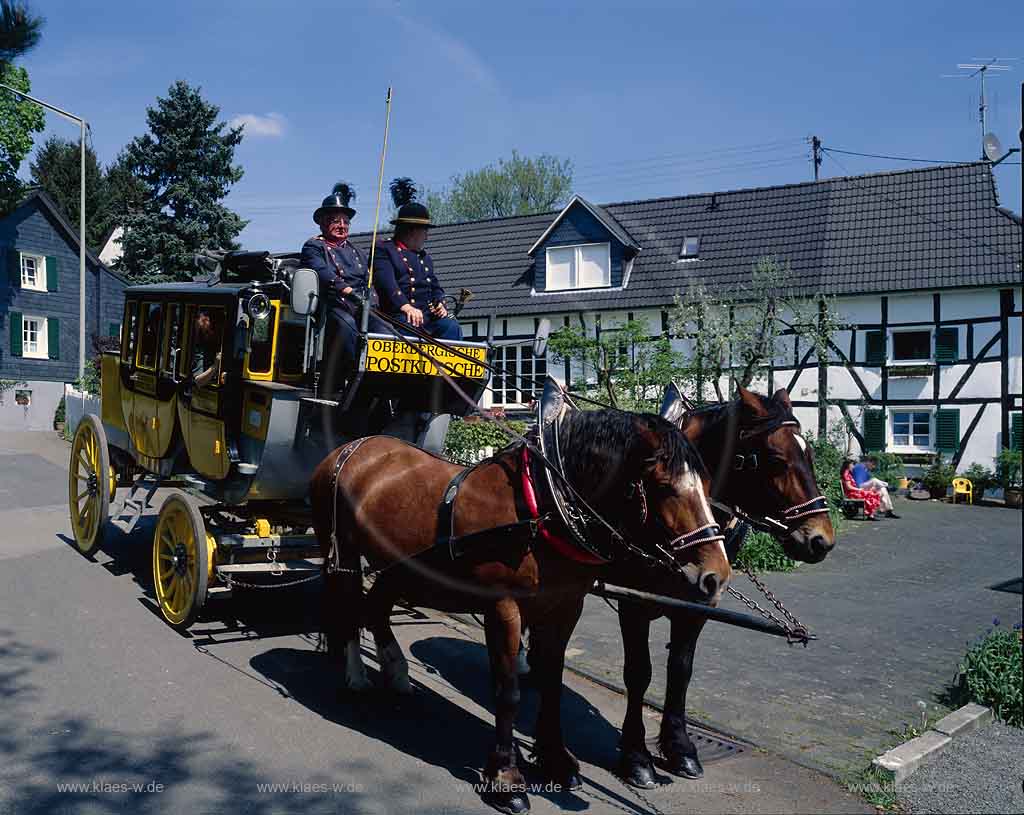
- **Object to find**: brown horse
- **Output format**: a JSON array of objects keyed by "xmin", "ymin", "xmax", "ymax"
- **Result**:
[
  {"xmin": 310, "ymin": 408, "xmax": 732, "ymax": 814},
  {"xmin": 612, "ymin": 386, "xmax": 836, "ymax": 788}
]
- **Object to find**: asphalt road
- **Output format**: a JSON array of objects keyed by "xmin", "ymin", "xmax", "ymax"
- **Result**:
[
  {"xmin": 565, "ymin": 494, "xmax": 1023, "ymax": 777},
  {"xmin": 0, "ymin": 430, "xmax": 869, "ymax": 815}
]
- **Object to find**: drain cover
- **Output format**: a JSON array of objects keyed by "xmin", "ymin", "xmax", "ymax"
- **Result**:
[{"xmin": 646, "ymin": 723, "xmax": 746, "ymax": 765}]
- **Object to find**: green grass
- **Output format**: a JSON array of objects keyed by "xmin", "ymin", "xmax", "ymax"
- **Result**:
[
  {"xmin": 734, "ymin": 530, "xmax": 795, "ymax": 573},
  {"xmin": 947, "ymin": 621, "xmax": 1023, "ymax": 727}
]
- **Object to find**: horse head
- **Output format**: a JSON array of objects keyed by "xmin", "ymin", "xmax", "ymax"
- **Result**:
[
  {"xmin": 560, "ymin": 409, "xmax": 731, "ymax": 605},
  {"xmin": 680, "ymin": 386, "xmax": 835, "ymax": 564}
]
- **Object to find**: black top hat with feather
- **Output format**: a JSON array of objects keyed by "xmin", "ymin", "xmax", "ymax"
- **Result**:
[
  {"xmin": 314, "ymin": 182, "xmax": 356, "ymax": 224},
  {"xmin": 389, "ymin": 177, "xmax": 433, "ymax": 227}
]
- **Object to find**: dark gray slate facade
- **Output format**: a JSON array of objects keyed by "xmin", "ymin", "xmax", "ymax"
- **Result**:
[{"xmin": 0, "ymin": 191, "xmax": 126, "ymax": 429}]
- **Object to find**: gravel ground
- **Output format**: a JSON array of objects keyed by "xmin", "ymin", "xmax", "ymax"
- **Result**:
[{"xmin": 898, "ymin": 721, "xmax": 1024, "ymax": 814}]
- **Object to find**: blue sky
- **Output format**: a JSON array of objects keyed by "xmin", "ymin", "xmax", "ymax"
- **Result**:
[{"xmin": 18, "ymin": 0, "xmax": 1024, "ymax": 250}]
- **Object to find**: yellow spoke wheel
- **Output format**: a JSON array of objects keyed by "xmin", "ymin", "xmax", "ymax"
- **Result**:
[
  {"xmin": 68, "ymin": 415, "xmax": 110, "ymax": 557},
  {"xmin": 152, "ymin": 493, "xmax": 213, "ymax": 630}
]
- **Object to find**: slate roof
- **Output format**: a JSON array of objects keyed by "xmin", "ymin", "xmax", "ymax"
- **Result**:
[{"xmin": 351, "ymin": 162, "xmax": 1022, "ymax": 321}]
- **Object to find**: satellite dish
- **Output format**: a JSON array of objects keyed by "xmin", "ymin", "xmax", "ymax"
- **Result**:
[{"xmin": 983, "ymin": 132, "xmax": 1004, "ymax": 162}]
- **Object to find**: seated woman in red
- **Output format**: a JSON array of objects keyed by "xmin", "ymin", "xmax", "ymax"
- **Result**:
[{"xmin": 840, "ymin": 459, "xmax": 881, "ymax": 520}]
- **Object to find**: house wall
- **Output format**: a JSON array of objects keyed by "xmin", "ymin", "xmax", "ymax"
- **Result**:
[
  {"xmin": 532, "ymin": 206, "xmax": 626, "ymax": 291},
  {"xmin": 474, "ymin": 285, "xmax": 1023, "ymax": 474}
]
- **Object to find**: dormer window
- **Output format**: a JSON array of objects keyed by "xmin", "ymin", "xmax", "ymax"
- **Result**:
[
  {"xmin": 545, "ymin": 242, "xmax": 611, "ymax": 290},
  {"xmin": 679, "ymin": 236, "xmax": 701, "ymax": 259}
]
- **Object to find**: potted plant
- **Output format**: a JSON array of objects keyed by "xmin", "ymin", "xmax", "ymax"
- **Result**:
[
  {"xmin": 921, "ymin": 455, "xmax": 956, "ymax": 500},
  {"xmin": 962, "ymin": 462, "xmax": 996, "ymax": 499},
  {"xmin": 996, "ymin": 448, "xmax": 1022, "ymax": 508}
]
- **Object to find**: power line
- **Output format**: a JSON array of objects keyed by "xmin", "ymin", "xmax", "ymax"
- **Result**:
[{"xmin": 822, "ymin": 146, "xmax": 1020, "ymax": 166}]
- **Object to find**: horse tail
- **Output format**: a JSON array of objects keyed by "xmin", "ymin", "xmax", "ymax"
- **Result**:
[{"xmin": 311, "ymin": 447, "xmax": 364, "ymax": 661}]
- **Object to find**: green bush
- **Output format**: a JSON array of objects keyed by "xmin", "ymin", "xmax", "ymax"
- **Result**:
[
  {"xmin": 53, "ymin": 395, "xmax": 66, "ymax": 428},
  {"xmin": 995, "ymin": 447, "xmax": 1022, "ymax": 490},
  {"xmin": 961, "ymin": 462, "xmax": 996, "ymax": 496},
  {"xmin": 921, "ymin": 454, "xmax": 956, "ymax": 493},
  {"xmin": 868, "ymin": 451, "xmax": 905, "ymax": 486},
  {"xmin": 734, "ymin": 530, "xmax": 795, "ymax": 573},
  {"xmin": 808, "ymin": 431, "xmax": 846, "ymax": 531},
  {"xmin": 444, "ymin": 417, "xmax": 527, "ymax": 464},
  {"xmin": 951, "ymin": 621, "xmax": 1023, "ymax": 728}
]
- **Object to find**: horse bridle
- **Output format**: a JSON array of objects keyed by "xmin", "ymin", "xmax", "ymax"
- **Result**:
[
  {"xmin": 624, "ymin": 477, "xmax": 726, "ymax": 570},
  {"xmin": 719, "ymin": 419, "xmax": 830, "ymax": 537}
]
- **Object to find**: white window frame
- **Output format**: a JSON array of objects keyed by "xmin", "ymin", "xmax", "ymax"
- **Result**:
[
  {"xmin": 887, "ymin": 327, "xmax": 934, "ymax": 365},
  {"xmin": 544, "ymin": 242, "xmax": 611, "ymax": 291},
  {"xmin": 20, "ymin": 253, "xmax": 47, "ymax": 292},
  {"xmin": 888, "ymin": 406, "xmax": 934, "ymax": 453},
  {"xmin": 490, "ymin": 343, "xmax": 547, "ymax": 407},
  {"xmin": 22, "ymin": 314, "xmax": 48, "ymax": 360}
]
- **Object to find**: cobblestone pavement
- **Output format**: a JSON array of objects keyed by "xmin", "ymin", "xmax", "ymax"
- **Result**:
[{"xmin": 562, "ymin": 497, "xmax": 1022, "ymax": 777}]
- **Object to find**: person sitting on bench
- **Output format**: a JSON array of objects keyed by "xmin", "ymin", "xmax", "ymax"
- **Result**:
[{"xmin": 841, "ymin": 459, "xmax": 880, "ymax": 521}]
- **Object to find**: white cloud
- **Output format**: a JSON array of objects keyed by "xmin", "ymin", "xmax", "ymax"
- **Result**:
[{"xmin": 229, "ymin": 112, "xmax": 287, "ymax": 138}]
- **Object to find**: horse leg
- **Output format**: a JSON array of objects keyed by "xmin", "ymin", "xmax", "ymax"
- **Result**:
[
  {"xmin": 481, "ymin": 598, "xmax": 529, "ymax": 815},
  {"xmin": 323, "ymin": 565, "xmax": 372, "ymax": 693},
  {"xmin": 658, "ymin": 612, "xmax": 708, "ymax": 779},
  {"xmin": 526, "ymin": 593, "xmax": 585, "ymax": 791},
  {"xmin": 617, "ymin": 601, "xmax": 657, "ymax": 788},
  {"xmin": 364, "ymin": 570, "xmax": 413, "ymax": 695}
]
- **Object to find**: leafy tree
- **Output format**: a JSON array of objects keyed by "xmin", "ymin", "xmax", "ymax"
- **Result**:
[
  {"xmin": 0, "ymin": 62, "xmax": 44, "ymax": 214},
  {"xmin": 115, "ymin": 80, "xmax": 246, "ymax": 283},
  {"xmin": 0, "ymin": 0, "xmax": 42, "ymax": 64},
  {"xmin": 427, "ymin": 150, "xmax": 573, "ymax": 224},
  {"xmin": 671, "ymin": 257, "xmax": 846, "ymax": 408},
  {"xmin": 29, "ymin": 135, "xmax": 106, "ymax": 249},
  {"xmin": 547, "ymin": 319, "xmax": 684, "ymax": 410},
  {"xmin": 101, "ymin": 148, "xmax": 147, "ymax": 223}
]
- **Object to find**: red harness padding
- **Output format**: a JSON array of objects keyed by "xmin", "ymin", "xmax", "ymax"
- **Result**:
[{"xmin": 520, "ymin": 445, "xmax": 606, "ymax": 566}]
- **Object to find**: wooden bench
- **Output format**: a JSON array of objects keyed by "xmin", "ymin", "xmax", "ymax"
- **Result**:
[{"xmin": 840, "ymin": 498, "xmax": 866, "ymax": 519}]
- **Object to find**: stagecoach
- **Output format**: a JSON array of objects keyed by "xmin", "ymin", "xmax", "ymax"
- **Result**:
[{"xmin": 67, "ymin": 250, "xmax": 489, "ymax": 629}]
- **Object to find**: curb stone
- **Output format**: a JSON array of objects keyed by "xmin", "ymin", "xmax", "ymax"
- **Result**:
[{"xmin": 871, "ymin": 703, "xmax": 993, "ymax": 783}]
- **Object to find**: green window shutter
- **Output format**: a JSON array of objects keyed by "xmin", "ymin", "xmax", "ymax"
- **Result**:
[
  {"xmin": 9, "ymin": 311, "xmax": 22, "ymax": 356},
  {"xmin": 864, "ymin": 330, "xmax": 884, "ymax": 365},
  {"xmin": 45, "ymin": 256, "xmax": 59, "ymax": 292},
  {"xmin": 108, "ymin": 322, "xmax": 120, "ymax": 338},
  {"xmin": 1012, "ymin": 413, "xmax": 1023, "ymax": 453},
  {"xmin": 935, "ymin": 409, "xmax": 960, "ymax": 454},
  {"xmin": 7, "ymin": 249, "xmax": 20, "ymax": 288},
  {"xmin": 934, "ymin": 327, "xmax": 958, "ymax": 363},
  {"xmin": 863, "ymin": 409, "xmax": 886, "ymax": 451},
  {"xmin": 47, "ymin": 317, "xmax": 60, "ymax": 360}
]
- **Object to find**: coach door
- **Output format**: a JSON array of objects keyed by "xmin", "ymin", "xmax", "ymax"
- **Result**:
[{"xmin": 177, "ymin": 303, "xmax": 230, "ymax": 480}]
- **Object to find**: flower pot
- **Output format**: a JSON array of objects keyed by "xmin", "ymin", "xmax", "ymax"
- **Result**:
[{"xmin": 1005, "ymin": 488, "xmax": 1023, "ymax": 509}]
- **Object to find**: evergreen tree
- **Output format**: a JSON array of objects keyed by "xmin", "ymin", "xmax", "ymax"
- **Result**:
[
  {"xmin": 0, "ymin": 0, "xmax": 42, "ymax": 64},
  {"xmin": 0, "ymin": 61, "xmax": 44, "ymax": 215},
  {"xmin": 29, "ymin": 135, "xmax": 106, "ymax": 250},
  {"xmin": 115, "ymin": 80, "xmax": 246, "ymax": 283}
]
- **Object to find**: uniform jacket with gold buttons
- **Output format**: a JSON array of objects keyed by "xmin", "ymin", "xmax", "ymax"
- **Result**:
[{"xmin": 372, "ymin": 238, "xmax": 445, "ymax": 315}]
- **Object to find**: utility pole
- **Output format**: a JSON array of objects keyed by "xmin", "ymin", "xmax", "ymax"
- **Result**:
[
  {"xmin": 811, "ymin": 136, "xmax": 822, "ymax": 181},
  {"xmin": 0, "ymin": 84, "xmax": 89, "ymax": 380}
]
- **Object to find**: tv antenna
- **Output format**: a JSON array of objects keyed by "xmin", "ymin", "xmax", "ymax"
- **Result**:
[{"xmin": 942, "ymin": 57, "xmax": 1016, "ymax": 159}]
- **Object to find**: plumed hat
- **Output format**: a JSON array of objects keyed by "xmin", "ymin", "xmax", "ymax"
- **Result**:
[
  {"xmin": 389, "ymin": 177, "xmax": 434, "ymax": 227},
  {"xmin": 313, "ymin": 182, "xmax": 356, "ymax": 223}
]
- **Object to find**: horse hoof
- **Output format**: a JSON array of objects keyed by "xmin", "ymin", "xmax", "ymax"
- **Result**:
[
  {"xmin": 482, "ymin": 788, "xmax": 530, "ymax": 814},
  {"xmin": 663, "ymin": 752, "xmax": 703, "ymax": 779},
  {"xmin": 563, "ymin": 770, "xmax": 583, "ymax": 791},
  {"xmin": 619, "ymin": 752, "xmax": 656, "ymax": 789},
  {"xmin": 342, "ymin": 675, "xmax": 373, "ymax": 693}
]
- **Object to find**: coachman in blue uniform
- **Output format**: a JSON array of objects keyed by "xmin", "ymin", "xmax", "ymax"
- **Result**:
[
  {"xmin": 300, "ymin": 183, "xmax": 387, "ymax": 388},
  {"xmin": 372, "ymin": 178, "xmax": 462, "ymax": 341}
]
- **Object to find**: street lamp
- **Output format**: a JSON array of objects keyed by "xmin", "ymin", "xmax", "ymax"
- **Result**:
[{"xmin": 0, "ymin": 83, "xmax": 88, "ymax": 380}]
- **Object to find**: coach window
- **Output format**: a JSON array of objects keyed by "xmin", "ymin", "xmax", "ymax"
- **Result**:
[
  {"xmin": 121, "ymin": 300, "xmax": 139, "ymax": 365},
  {"xmin": 136, "ymin": 302, "xmax": 164, "ymax": 371},
  {"xmin": 188, "ymin": 306, "xmax": 226, "ymax": 388},
  {"xmin": 161, "ymin": 303, "xmax": 183, "ymax": 378}
]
